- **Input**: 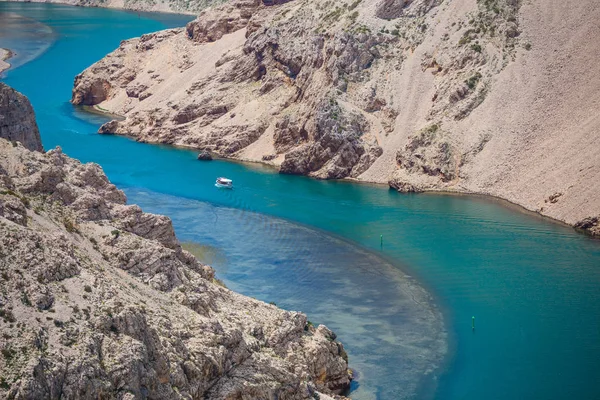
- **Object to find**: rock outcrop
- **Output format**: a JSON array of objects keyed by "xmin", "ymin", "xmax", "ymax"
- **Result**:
[
  {"xmin": 0, "ymin": 83, "xmax": 43, "ymax": 152},
  {"xmin": 0, "ymin": 48, "xmax": 12, "ymax": 74},
  {"xmin": 0, "ymin": 85, "xmax": 350, "ymax": 398},
  {"xmin": 71, "ymin": 0, "xmax": 600, "ymax": 234}
]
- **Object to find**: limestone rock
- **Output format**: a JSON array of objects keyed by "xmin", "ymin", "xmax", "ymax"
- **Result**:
[{"xmin": 0, "ymin": 82, "xmax": 43, "ymax": 152}]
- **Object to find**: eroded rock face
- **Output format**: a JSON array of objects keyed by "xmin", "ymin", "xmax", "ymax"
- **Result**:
[
  {"xmin": 395, "ymin": 124, "xmax": 456, "ymax": 183},
  {"xmin": 0, "ymin": 106, "xmax": 350, "ymax": 398},
  {"xmin": 0, "ymin": 83, "xmax": 43, "ymax": 152},
  {"xmin": 375, "ymin": 0, "xmax": 442, "ymax": 19},
  {"xmin": 280, "ymin": 98, "xmax": 382, "ymax": 179},
  {"xmin": 70, "ymin": 0, "xmax": 391, "ymax": 181},
  {"xmin": 186, "ymin": 0, "xmax": 261, "ymax": 43}
]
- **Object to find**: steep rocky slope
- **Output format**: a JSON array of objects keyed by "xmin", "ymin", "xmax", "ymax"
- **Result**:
[
  {"xmin": 71, "ymin": 0, "xmax": 600, "ymax": 234},
  {"xmin": 0, "ymin": 85, "xmax": 349, "ymax": 398}
]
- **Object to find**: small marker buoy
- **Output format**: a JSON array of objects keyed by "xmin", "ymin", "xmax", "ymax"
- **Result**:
[
  {"xmin": 472, "ymin": 316, "xmax": 475, "ymax": 330},
  {"xmin": 380, "ymin": 234, "xmax": 383, "ymax": 249}
]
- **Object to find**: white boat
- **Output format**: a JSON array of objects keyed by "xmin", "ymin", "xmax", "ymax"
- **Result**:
[{"xmin": 215, "ymin": 177, "xmax": 233, "ymax": 189}]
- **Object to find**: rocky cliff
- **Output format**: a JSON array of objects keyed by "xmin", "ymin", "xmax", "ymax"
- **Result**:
[
  {"xmin": 0, "ymin": 49, "xmax": 12, "ymax": 75},
  {"xmin": 71, "ymin": 0, "xmax": 600, "ymax": 235},
  {"xmin": 0, "ymin": 86, "xmax": 350, "ymax": 399},
  {"xmin": 0, "ymin": 83, "xmax": 43, "ymax": 152}
]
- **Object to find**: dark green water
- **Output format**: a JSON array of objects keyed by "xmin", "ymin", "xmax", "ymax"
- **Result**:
[{"xmin": 1, "ymin": 3, "xmax": 600, "ymax": 399}]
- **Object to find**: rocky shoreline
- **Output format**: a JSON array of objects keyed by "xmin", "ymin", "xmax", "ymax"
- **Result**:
[
  {"xmin": 0, "ymin": 82, "xmax": 351, "ymax": 398},
  {"xmin": 70, "ymin": 0, "xmax": 600, "ymax": 237},
  {"xmin": 0, "ymin": 48, "xmax": 13, "ymax": 74}
]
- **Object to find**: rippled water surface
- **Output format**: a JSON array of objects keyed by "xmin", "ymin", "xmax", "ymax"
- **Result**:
[{"xmin": 2, "ymin": 3, "xmax": 600, "ymax": 399}]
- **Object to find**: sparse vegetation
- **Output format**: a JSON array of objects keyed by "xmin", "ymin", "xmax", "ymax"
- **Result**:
[
  {"xmin": 324, "ymin": 7, "xmax": 344, "ymax": 23},
  {"xmin": 213, "ymin": 278, "xmax": 227, "ymax": 288},
  {"xmin": 64, "ymin": 218, "xmax": 78, "ymax": 233},
  {"xmin": 1, "ymin": 189, "xmax": 30, "ymax": 208},
  {"xmin": 21, "ymin": 292, "xmax": 32, "ymax": 307},
  {"xmin": 1, "ymin": 348, "xmax": 15, "ymax": 360},
  {"xmin": 0, "ymin": 308, "xmax": 16, "ymax": 323},
  {"xmin": 348, "ymin": 0, "xmax": 361, "ymax": 11},
  {"xmin": 465, "ymin": 72, "xmax": 482, "ymax": 90},
  {"xmin": 348, "ymin": 10, "xmax": 359, "ymax": 23}
]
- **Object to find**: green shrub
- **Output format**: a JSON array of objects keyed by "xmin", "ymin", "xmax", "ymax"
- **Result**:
[
  {"xmin": 0, "ymin": 308, "xmax": 16, "ymax": 323},
  {"xmin": 471, "ymin": 43, "xmax": 482, "ymax": 53},
  {"xmin": 465, "ymin": 72, "xmax": 482, "ymax": 89},
  {"xmin": 0, "ymin": 377, "xmax": 10, "ymax": 389},
  {"xmin": 1, "ymin": 348, "xmax": 15, "ymax": 360},
  {"xmin": 348, "ymin": 0, "xmax": 361, "ymax": 11}
]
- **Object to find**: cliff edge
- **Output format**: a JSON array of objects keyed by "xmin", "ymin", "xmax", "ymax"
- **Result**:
[
  {"xmin": 0, "ymin": 82, "xmax": 43, "ymax": 152},
  {"xmin": 0, "ymin": 85, "xmax": 350, "ymax": 399}
]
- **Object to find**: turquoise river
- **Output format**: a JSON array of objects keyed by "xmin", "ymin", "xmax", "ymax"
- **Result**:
[{"xmin": 1, "ymin": 3, "xmax": 600, "ymax": 399}]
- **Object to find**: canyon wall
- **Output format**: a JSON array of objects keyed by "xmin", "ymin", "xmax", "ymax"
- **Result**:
[{"xmin": 71, "ymin": 0, "xmax": 600, "ymax": 233}]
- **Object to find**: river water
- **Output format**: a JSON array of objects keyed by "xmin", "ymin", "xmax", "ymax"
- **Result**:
[{"xmin": 1, "ymin": 2, "xmax": 600, "ymax": 399}]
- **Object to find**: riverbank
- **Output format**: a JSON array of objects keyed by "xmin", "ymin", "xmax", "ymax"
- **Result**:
[
  {"xmin": 0, "ymin": 47, "xmax": 13, "ymax": 73},
  {"xmin": 69, "ymin": 0, "xmax": 600, "ymax": 238},
  {"xmin": 89, "ymin": 99, "xmax": 599, "ymax": 238}
]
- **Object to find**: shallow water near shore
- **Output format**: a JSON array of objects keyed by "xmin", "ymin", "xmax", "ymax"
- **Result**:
[
  {"xmin": 0, "ymin": 9, "xmax": 55, "ymax": 74},
  {"xmin": 2, "ymin": 2, "xmax": 600, "ymax": 399},
  {"xmin": 131, "ymin": 188, "xmax": 446, "ymax": 399}
]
